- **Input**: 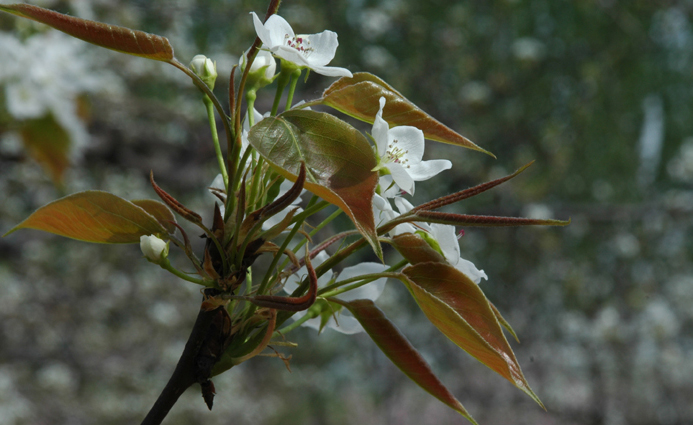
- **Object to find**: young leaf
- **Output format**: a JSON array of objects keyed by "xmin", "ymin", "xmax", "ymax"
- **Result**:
[
  {"xmin": 248, "ymin": 109, "xmax": 382, "ymax": 259},
  {"xmin": 389, "ymin": 233, "xmax": 445, "ymax": 264},
  {"xmin": 334, "ymin": 298, "xmax": 478, "ymax": 425},
  {"xmin": 401, "ymin": 262, "xmax": 544, "ymax": 408},
  {"xmin": 413, "ymin": 211, "xmax": 571, "ymax": 228},
  {"xmin": 130, "ymin": 199, "xmax": 177, "ymax": 234},
  {"xmin": 313, "ymin": 72, "xmax": 493, "ymax": 156},
  {"xmin": 0, "ymin": 4, "xmax": 174, "ymax": 61},
  {"xmin": 3, "ymin": 191, "xmax": 168, "ymax": 243}
]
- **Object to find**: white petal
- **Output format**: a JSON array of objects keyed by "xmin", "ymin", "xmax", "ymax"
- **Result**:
[
  {"xmin": 406, "ymin": 159, "xmax": 452, "ymax": 181},
  {"xmin": 274, "ymin": 45, "xmax": 313, "ymax": 67},
  {"xmin": 372, "ymin": 97, "xmax": 389, "ymax": 155},
  {"xmin": 307, "ymin": 64, "xmax": 353, "ymax": 78},
  {"xmin": 302, "ymin": 30, "xmax": 339, "ymax": 66},
  {"xmin": 260, "ymin": 14, "xmax": 295, "ymax": 47},
  {"xmin": 393, "ymin": 197, "xmax": 415, "ymax": 214},
  {"xmin": 336, "ymin": 262, "xmax": 389, "ymax": 302},
  {"xmin": 390, "ymin": 222, "xmax": 416, "ymax": 237},
  {"xmin": 388, "ymin": 126, "xmax": 425, "ymax": 162},
  {"xmin": 326, "ymin": 312, "xmax": 364, "ymax": 334},
  {"xmin": 454, "ymin": 257, "xmax": 488, "ymax": 284},
  {"xmin": 378, "ymin": 175, "xmax": 401, "ymax": 198},
  {"xmin": 250, "ymin": 12, "xmax": 273, "ymax": 47},
  {"xmin": 389, "ymin": 163, "xmax": 415, "ymax": 195},
  {"xmin": 431, "ymin": 224, "xmax": 459, "ymax": 264}
]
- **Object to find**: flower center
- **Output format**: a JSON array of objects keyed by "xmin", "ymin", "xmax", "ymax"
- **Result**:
[
  {"xmin": 385, "ymin": 139, "xmax": 410, "ymax": 167},
  {"xmin": 284, "ymin": 35, "xmax": 314, "ymax": 57}
]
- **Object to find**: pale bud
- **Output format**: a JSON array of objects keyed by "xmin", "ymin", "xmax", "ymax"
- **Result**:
[
  {"xmin": 190, "ymin": 54, "xmax": 218, "ymax": 89},
  {"xmin": 240, "ymin": 48, "xmax": 276, "ymax": 89},
  {"xmin": 140, "ymin": 235, "xmax": 169, "ymax": 263}
]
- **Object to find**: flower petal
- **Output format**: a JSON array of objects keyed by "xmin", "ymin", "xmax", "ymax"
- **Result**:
[
  {"xmin": 372, "ymin": 97, "xmax": 389, "ymax": 155},
  {"xmin": 389, "ymin": 163, "xmax": 415, "ymax": 195},
  {"xmin": 256, "ymin": 13, "xmax": 295, "ymax": 48},
  {"xmin": 336, "ymin": 262, "xmax": 389, "ymax": 302},
  {"xmin": 302, "ymin": 30, "xmax": 339, "ymax": 66},
  {"xmin": 388, "ymin": 125, "xmax": 425, "ymax": 162},
  {"xmin": 406, "ymin": 159, "xmax": 452, "ymax": 181},
  {"xmin": 306, "ymin": 64, "xmax": 353, "ymax": 78},
  {"xmin": 454, "ymin": 257, "xmax": 488, "ymax": 285}
]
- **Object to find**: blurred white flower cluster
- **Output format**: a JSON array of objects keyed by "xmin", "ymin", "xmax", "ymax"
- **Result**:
[{"xmin": 0, "ymin": 31, "xmax": 122, "ymax": 156}]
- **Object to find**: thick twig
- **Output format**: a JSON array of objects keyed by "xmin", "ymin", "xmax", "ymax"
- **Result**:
[{"xmin": 140, "ymin": 297, "xmax": 220, "ymax": 425}]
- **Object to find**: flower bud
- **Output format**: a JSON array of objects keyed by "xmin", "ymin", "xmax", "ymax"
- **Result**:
[
  {"xmin": 240, "ymin": 48, "xmax": 276, "ymax": 89},
  {"xmin": 190, "ymin": 54, "xmax": 218, "ymax": 89},
  {"xmin": 140, "ymin": 235, "xmax": 169, "ymax": 263}
]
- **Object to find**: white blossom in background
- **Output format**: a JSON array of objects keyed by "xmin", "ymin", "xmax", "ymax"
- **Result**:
[
  {"xmin": 250, "ymin": 12, "xmax": 352, "ymax": 78},
  {"xmin": 371, "ymin": 97, "xmax": 452, "ymax": 195},
  {"xmin": 0, "ymin": 31, "xmax": 122, "ymax": 156},
  {"xmin": 283, "ymin": 252, "xmax": 389, "ymax": 334}
]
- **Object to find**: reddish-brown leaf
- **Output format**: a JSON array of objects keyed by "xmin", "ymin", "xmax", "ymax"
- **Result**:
[
  {"xmin": 335, "ymin": 298, "xmax": 478, "ymax": 424},
  {"xmin": 401, "ymin": 262, "xmax": 544, "ymax": 407},
  {"xmin": 413, "ymin": 211, "xmax": 571, "ymax": 228},
  {"xmin": 248, "ymin": 110, "xmax": 382, "ymax": 259},
  {"xmin": 0, "ymin": 4, "xmax": 174, "ymax": 61},
  {"xmin": 3, "ymin": 191, "xmax": 167, "ymax": 243},
  {"xmin": 390, "ymin": 233, "xmax": 445, "ymax": 264},
  {"xmin": 314, "ymin": 72, "xmax": 493, "ymax": 156}
]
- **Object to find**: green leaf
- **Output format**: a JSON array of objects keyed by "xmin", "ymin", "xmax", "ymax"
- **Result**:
[
  {"xmin": 0, "ymin": 4, "xmax": 174, "ymax": 61},
  {"xmin": 3, "ymin": 191, "xmax": 168, "ymax": 243},
  {"xmin": 313, "ymin": 72, "xmax": 493, "ymax": 157},
  {"xmin": 130, "ymin": 199, "xmax": 177, "ymax": 234},
  {"xmin": 401, "ymin": 262, "xmax": 544, "ymax": 408},
  {"xmin": 248, "ymin": 110, "xmax": 382, "ymax": 259},
  {"xmin": 334, "ymin": 299, "xmax": 477, "ymax": 425}
]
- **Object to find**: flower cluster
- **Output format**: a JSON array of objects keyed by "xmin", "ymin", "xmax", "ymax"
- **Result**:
[{"xmin": 2, "ymin": 3, "xmax": 565, "ymax": 422}]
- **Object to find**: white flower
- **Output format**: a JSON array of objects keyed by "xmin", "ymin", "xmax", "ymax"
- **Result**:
[
  {"xmin": 283, "ymin": 252, "xmax": 389, "ymax": 334},
  {"xmin": 372, "ymin": 97, "xmax": 452, "ymax": 195},
  {"xmin": 140, "ymin": 235, "xmax": 168, "ymax": 263},
  {"xmin": 250, "ymin": 12, "xmax": 352, "ymax": 78},
  {"xmin": 372, "ymin": 194, "xmax": 415, "ymax": 236},
  {"xmin": 371, "ymin": 195, "xmax": 487, "ymax": 284}
]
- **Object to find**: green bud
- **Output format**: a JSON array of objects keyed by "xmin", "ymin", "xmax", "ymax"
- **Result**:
[{"xmin": 190, "ymin": 54, "xmax": 218, "ymax": 89}]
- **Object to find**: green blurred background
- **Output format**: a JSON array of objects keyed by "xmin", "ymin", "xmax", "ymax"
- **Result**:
[{"xmin": 1, "ymin": 0, "xmax": 692, "ymax": 424}]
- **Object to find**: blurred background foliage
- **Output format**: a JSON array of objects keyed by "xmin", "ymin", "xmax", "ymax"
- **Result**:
[{"xmin": 1, "ymin": 0, "xmax": 692, "ymax": 424}]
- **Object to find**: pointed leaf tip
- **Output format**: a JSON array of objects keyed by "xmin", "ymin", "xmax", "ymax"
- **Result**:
[
  {"xmin": 317, "ymin": 72, "xmax": 494, "ymax": 157},
  {"xmin": 400, "ymin": 262, "xmax": 543, "ymax": 407},
  {"xmin": 334, "ymin": 298, "xmax": 478, "ymax": 424},
  {"xmin": 4, "ymin": 191, "xmax": 167, "ymax": 243},
  {"xmin": 0, "ymin": 4, "xmax": 174, "ymax": 61}
]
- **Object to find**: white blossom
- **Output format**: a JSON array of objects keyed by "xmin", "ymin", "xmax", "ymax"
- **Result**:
[
  {"xmin": 372, "ymin": 97, "xmax": 452, "ymax": 195},
  {"xmin": 250, "ymin": 12, "xmax": 352, "ymax": 78}
]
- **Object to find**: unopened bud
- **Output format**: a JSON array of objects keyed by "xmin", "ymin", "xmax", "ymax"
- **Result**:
[
  {"xmin": 190, "ymin": 54, "xmax": 218, "ymax": 89},
  {"xmin": 140, "ymin": 235, "xmax": 169, "ymax": 263},
  {"xmin": 241, "ymin": 48, "xmax": 276, "ymax": 89}
]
